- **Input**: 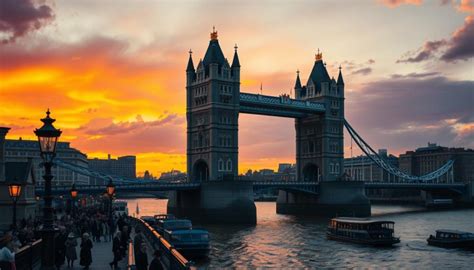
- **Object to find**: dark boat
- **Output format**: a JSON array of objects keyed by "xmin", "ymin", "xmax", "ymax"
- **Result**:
[
  {"xmin": 327, "ymin": 217, "xmax": 400, "ymax": 246},
  {"xmin": 164, "ymin": 228, "xmax": 210, "ymax": 259},
  {"xmin": 427, "ymin": 230, "xmax": 474, "ymax": 249}
]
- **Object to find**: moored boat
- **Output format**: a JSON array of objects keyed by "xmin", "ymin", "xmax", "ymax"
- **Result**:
[
  {"xmin": 164, "ymin": 228, "xmax": 210, "ymax": 259},
  {"xmin": 327, "ymin": 217, "xmax": 400, "ymax": 246},
  {"xmin": 427, "ymin": 230, "xmax": 474, "ymax": 249}
]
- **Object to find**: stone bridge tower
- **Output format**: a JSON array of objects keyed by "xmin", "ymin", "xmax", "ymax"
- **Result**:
[
  {"xmin": 294, "ymin": 52, "xmax": 345, "ymax": 182},
  {"xmin": 186, "ymin": 28, "xmax": 240, "ymax": 182}
]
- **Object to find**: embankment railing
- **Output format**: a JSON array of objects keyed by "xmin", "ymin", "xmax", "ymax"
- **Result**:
[{"xmin": 131, "ymin": 217, "xmax": 193, "ymax": 270}]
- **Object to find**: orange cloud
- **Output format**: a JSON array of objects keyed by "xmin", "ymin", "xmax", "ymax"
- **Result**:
[
  {"xmin": 456, "ymin": 0, "xmax": 474, "ymax": 13},
  {"xmin": 378, "ymin": 0, "xmax": 423, "ymax": 8}
]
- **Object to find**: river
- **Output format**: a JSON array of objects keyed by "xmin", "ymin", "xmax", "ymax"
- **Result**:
[{"xmin": 125, "ymin": 198, "xmax": 473, "ymax": 269}]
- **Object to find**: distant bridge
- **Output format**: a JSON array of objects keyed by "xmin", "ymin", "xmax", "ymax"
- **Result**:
[{"xmin": 37, "ymin": 180, "xmax": 468, "ymax": 197}]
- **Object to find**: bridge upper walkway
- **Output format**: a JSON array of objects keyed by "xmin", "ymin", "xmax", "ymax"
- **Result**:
[{"xmin": 239, "ymin": 92, "xmax": 325, "ymax": 118}]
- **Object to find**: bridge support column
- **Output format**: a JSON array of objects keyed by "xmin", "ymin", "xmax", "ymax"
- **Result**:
[
  {"xmin": 276, "ymin": 181, "xmax": 371, "ymax": 217},
  {"xmin": 167, "ymin": 181, "xmax": 256, "ymax": 224}
]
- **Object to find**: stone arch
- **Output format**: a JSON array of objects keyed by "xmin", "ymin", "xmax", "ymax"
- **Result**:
[
  {"xmin": 303, "ymin": 163, "xmax": 319, "ymax": 182},
  {"xmin": 193, "ymin": 159, "xmax": 209, "ymax": 182}
]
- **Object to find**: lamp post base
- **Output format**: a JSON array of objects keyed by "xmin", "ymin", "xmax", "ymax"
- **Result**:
[{"xmin": 40, "ymin": 227, "xmax": 58, "ymax": 269}]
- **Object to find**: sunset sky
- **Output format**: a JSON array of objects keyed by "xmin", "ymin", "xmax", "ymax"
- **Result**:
[{"xmin": 0, "ymin": 0, "xmax": 473, "ymax": 177}]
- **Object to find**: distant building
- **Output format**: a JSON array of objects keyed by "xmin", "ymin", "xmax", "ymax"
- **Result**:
[
  {"xmin": 344, "ymin": 149, "xmax": 399, "ymax": 182},
  {"xmin": 0, "ymin": 128, "xmax": 38, "ymax": 230},
  {"xmin": 242, "ymin": 164, "xmax": 297, "ymax": 181},
  {"xmin": 5, "ymin": 137, "xmax": 89, "ymax": 186},
  {"xmin": 88, "ymin": 154, "xmax": 136, "ymax": 184},
  {"xmin": 142, "ymin": 170, "xmax": 156, "ymax": 180},
  {"xmin": 159, "ymin": 170, "xmax": 187, "ymax": 182},
  {"xmin": 399, "ymin": 143, "xmax": 474, "ymax": 183}
]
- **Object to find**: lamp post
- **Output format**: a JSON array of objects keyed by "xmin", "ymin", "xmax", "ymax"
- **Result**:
[
  {"xmin": 70, "ymin": 183, "xmax": 78, "ymax": 218},
  {"xmin": 8, "ymin": 179, "xmax": 22, "ymax": 230},
  {"xmin": 35, "ymin": 109, "xmax": 61, "ymax": 270},
  {"xmin": 106, "ymin": 178, "xmax": 115, "ymax": 222}
]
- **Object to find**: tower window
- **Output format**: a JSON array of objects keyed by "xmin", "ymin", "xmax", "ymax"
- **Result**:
[
  {"xmin": 226, "ymin": 159, "xmax": 232, "ymax": 171},
  {"xmin": 218, "ymin": 159, "xmax": 224, "ymax": 171}
]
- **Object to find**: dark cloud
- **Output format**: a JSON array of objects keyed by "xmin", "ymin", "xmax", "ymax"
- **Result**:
[
  {"xmin": 397, "ymin": 15, "xmax": 474, "ymax": 63},
  {"xmin": 351, "ymin": 67, "xmax": 372, "ymax": 76},
  {"xmin": 390, "ymin": 72, "xmax": 440, "ymax": 79},
  {"xmin": 0, "ymin": 0, "xmax": 55, "ymax": 44},
  {"xmin": 396, "ymin": 40, "xmax": 447, "ymax": 63},
  {"xmin": 441, "ymin": 15, "xmax": 474, "ymax": 62},
  {"xmin": 345, "ymin": 75, "xmax": 474, "ymax": 151}
]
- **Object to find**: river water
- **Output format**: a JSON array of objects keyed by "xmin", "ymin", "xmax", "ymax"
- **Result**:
[{"xmin": 126, "ymin": 198, "xmax": 473, "ymax": 269}]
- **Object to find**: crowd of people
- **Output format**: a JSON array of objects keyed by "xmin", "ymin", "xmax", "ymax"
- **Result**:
[{"xmin": 0, "ymin": 203, "xmax": 165, "ymax": 270}]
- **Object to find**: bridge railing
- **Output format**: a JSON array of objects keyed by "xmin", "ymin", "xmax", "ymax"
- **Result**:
[
  {"xmin": 16, "ymin": 239, "xmax": 42, "ymax": 270},
  {"xmin": 131, "ymin": 217, "xmax": 193, "ymax": 270}
]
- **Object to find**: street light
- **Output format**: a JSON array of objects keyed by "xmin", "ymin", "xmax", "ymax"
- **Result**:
[
  {"xmin": 70, "ymin": 183, "xmax": 78, "ymax": 217},
  {"xmin": 8, "ymin": 179, "xmax": 22, "ymax": 230},
  {"xmin": 35, "ymin": 109, "xmax": 61, "ymax": 270},
  {"xmin": 106, "ymin": 178, "xmax": 115, "ymax": 221}
]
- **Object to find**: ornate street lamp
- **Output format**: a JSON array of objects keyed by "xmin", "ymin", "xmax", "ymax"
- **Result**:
[
  {"xmin": 70, "ymin": 183, "xmax": 78, "ymax": 217},
  {"xmin": 106, "ymin": 178, "xmax": 115, "ymax": 221},
  {"xmin": 8, "ymin": 179, "xmax": 22, "ymax": 230},
  {"xmin": 35, "ymin": 109, "xmax": 61, "ymax": 269}
]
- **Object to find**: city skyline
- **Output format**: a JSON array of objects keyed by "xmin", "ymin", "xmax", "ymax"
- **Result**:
[{"xmin": 1, "ymin": 0, "xmax": 473, "ymax": 176}]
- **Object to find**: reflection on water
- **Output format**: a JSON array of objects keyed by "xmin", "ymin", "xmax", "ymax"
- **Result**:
[{"xmin": 126, "ymin": 199, "xmax": 474, "ymax": 269}]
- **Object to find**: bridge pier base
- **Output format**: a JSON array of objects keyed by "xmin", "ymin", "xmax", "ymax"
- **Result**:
[
  {"xmin": 276, "ymin": 181, "xmax": 371, "ymax": 217},
  {"xmin": 167, "ymin": 181, "xmax": 256, "ymax": 224}
]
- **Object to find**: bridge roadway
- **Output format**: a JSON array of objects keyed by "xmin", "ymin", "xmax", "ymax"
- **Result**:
[{"xmin": 37, "ymin": 181, "xmax": 467, "ymax": 196}]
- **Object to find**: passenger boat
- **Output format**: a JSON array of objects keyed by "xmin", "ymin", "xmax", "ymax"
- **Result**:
[
  {"xmin": 155, "ymin": 219, "xmax": 192, "ymax": 235},
  {"xmin": 327, "ymin": 217, "xmax": 400, "ymax": 246},
  {"xmin": 427, "ymin": 230, "xmax": 474, "ymax": 249},
  {"xmin": 164, "ymin": 228, "xmax": 210, "ymax": 259}
]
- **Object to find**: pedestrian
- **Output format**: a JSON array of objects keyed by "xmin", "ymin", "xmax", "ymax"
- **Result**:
[
  {"xmin": 135, "ymin": 243, "xmax": 148, "ymax": 270},
  {"xmin": 0, "ymin": 234, "xmax": 16, "ymax": 270},
  {"xmin": 79, "ymin": 233, "xmax": 93, "ymax": 270},
  {"xmin": 109, "ymin": 232, "xmax": 122, "ymax": 269},
  {"xmin": 148, "ymin": 250, "xmax": 164, "ymax": 270},
  {"xmin": 108, "ymin": 218, "xmax": 115, "ymax": 242},
  {"xmin": 133, "ymin": 228, "xmax": 143, "ymax": 258},
  {"xmin": 120, "ymin": 225, "xmax": 129, "ymax": 257},
  {"xmin": 55, "ymin": 228, "xmax": 67, "ymax": 269},
  {"xmin": 102, "ymin": 221, "xmax": 109, "ymax": 242},
  {"xmin": 65, "ymin": 232, "xmax": 78, "ymax": 268}
]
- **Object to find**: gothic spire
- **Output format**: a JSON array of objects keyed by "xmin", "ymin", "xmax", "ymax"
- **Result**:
[
  {"xmin": 337, "ymin": 65, "xmax": 344, "ymax": 85},
  {"xmin": 231, "ymin": 44, "xmax": 240, "ymax": 68},
  {"xmin": 186, "ymin": 49, "xmax": 195, "ymax": 72},
  {"xmin": 294, "ymin": 69, "xmax": 302, "ymax": 89}
]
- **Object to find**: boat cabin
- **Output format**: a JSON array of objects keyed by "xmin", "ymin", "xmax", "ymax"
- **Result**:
[
  {"xmin": 329, "ymin": 217, "xmax": 396, "ymax": 239},
  {"xmin": 435, "ymin": 230, "xmax": 474, "ymax": 239},
  {"xmin": 155, "ymin": 219, "xmax": 192, "ymax": 234}
]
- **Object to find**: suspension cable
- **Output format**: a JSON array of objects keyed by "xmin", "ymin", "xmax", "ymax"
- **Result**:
[{"xmin": 343, "ymin": 119, "xmax": 454, "ymax": 182}]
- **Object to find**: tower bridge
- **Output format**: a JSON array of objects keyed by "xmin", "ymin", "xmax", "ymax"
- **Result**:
[{"xmin": 41, "ymin": 29, "xmax": 470, "ymax": 224}]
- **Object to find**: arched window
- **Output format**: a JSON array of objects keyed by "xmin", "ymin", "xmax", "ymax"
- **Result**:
[
  {"xmin": 227, "ymin": 159, "xmax": 232, "ymax": 171},
  {"xmin": 335, "ymin": 163, "xmax": 340, "ymax": 174},
  {"xmin": 218, "ymin": 159, "xmax": 224, "ymax": 171}
]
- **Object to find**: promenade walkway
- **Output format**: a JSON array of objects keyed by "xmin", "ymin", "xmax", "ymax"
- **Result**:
[{"xmin": 65, "ymin": 239, "xmax": 127, "ymax": 270}]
